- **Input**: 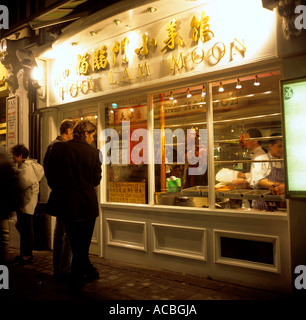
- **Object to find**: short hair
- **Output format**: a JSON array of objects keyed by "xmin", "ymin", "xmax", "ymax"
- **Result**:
[
  {"xmin": 269, "ymin": 133, "xmax": 282, "ymax": 145},
  {"xmin": 73, "ymin": 120, "xmax": 96, "ymax": 139},
  {"xmin": 246, "ymin": 128, "xmax": 262, "ymax": 145},
  {"xmin": 11, "ymin": 144, "xmax": 29, "ymax": 159},
  {"xmin": 60, "ymin": 119, "xmax": 76, "ymax": 135}
]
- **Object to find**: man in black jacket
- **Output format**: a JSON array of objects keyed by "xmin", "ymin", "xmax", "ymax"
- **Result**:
[
  {"xmin": 44, "ymin": 119, "xmax": 76, "ymax": 283},
  {"xmin": 45, "ymin": 120, "xmax": 102, "ymax": 292}
]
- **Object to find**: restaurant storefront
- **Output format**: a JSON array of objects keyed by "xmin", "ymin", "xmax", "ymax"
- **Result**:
[{"xmin": 34, "ymin": 0, "xmax": 306, "ymax": 293}]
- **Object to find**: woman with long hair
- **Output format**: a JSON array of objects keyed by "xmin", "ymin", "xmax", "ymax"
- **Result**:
[{"xmin": 45, "ymin": 120, "xmax": 102, "ymax": 293}]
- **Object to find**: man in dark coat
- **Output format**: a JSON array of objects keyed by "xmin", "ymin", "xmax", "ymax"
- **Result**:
[
  {"xmin": 43, "ymin": 119, "xmax": 75, "ymax": 283},
  {"xmin": 45, "ymin": 120, "xmax": 102, "ymax": 292}
]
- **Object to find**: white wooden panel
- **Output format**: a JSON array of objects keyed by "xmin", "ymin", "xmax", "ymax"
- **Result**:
[
  {"xmin": 106, "ymin": 218, "xmax": 147, "ymax": 251},
  {"xmin": 152, "ymin": 223, "xmax": 207, "ymax": 261}
]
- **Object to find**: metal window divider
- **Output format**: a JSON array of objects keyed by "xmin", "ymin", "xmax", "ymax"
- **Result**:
[{"xmin": 207, "ymin": 82, "xmax": 216, "ymax": 210}]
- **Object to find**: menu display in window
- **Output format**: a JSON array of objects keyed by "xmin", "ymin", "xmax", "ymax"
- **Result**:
[
  {"xmin": 6, "ymin": 96, "xmax": 18, "ymax": 151},
  {"xmin": 109, "ymin": 182, "xmax": 146, "ymax": 204}
]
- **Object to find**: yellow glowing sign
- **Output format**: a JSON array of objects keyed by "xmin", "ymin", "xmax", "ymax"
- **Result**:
[
  {"xmin": 52, "ymin": 9, "xmax": 256, "ymax": 101},
  {"xmin": 161, "ymin": 19, "xmax": 183, "ymax": 52},
  {"xmin": 190, "ymin": 11, "xmax": 214, "ymax": 43},
  {"xmin": 112, "ymin": 41, "xmax": 120, "ymax": 66},
  {"xmin": 76, "ymin": 53, "xmax": 90, "ymax": 75},
  {"xmin": 93, "ymin": 44, "xmax": 109, "ymax": 71},
  {"xmin": 121, "ymin": 37, "xmax": 129, "ymax": 63}
]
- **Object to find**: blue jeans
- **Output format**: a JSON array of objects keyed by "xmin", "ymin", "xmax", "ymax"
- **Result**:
[{"xmin": 53, "ymin": 218, "xmax": 72, "ymax": 276}]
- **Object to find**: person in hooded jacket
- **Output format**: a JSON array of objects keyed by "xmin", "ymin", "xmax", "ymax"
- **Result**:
[{"xmin": 11, "ymin": 144, "xmax": 44, "ymax": 265}]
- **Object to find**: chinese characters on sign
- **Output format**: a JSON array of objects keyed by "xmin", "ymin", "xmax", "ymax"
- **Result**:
[
  {"xmin": 161, "ymin": 19, "xmax": 183, "ymax": 52},
  {"xmin": 93, "ymin": 45, "xmax": 109, "ymax": 71},
  {"xmin": 6, "ymin": 96, "xmax": 18, "ymax": 151},
  {"xmin": 54, "ymin": 10, "xmax": 247, "ymax": 100},
  {"xmin": 109, "ymin": 182, "xmax": 146, "ymax": 203},
  {"xmin": 190, "ymin": 11, "xmax": 214, "ymax": 43},
  {"xmin": 135, "ymin": 34, "xmax": 157, "ymax": 56}
]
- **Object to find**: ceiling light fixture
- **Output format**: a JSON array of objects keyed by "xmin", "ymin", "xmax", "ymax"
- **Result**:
[
  {"xmin": 114, "ymin": 19, "xmax": 121, "ymax": 25},
  {"xmin": 254, "ymin": 75, "xmax": 260, "ymax": 86},
  {"xmin": 169, "ymin": 91, "xmax": 174, "ymax": 100},
  {"xmin": 187, "ymin": 88, "xmax": 192, "ymax": 98},
  {"xmin": 218, "ymin": 82, "xmax": 224, "ymax": 92},
  {"xmin": 236, "ymin": 79, "xmax": 242, "ymax": 89}
]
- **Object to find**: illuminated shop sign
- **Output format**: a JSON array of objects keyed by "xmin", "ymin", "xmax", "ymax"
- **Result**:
[
  {"xmin": 281, "ymin": 77, "xmax": 306, "ymax": 198},
  {"xmin": 49, "ymin": 0, "xmax": 276, "ymax": 103}
]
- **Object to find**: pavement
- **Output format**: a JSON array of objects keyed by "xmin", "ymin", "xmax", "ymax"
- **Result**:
[{"xmin": 1, "ymin": 247, "xmax": 293, "ymax": 302}]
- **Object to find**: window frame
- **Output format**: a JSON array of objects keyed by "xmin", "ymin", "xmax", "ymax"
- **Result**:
[{"xmin": 100, "ymin": 68, "xmax": 286, "ymax": 215}]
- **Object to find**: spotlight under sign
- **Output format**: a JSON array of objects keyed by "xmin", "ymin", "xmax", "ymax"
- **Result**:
[{"xmin": 281, "ymin": 77, "xmax": 306, "ymax": 198}]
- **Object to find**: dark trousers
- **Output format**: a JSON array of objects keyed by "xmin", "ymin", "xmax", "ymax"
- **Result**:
[
  {"xmin": 64, "ymin": 218, "xmax": 96, "ymax": 288},
  {"xmin": 17, "ymin": 211, "xmax": 34, "ymax": 257}
]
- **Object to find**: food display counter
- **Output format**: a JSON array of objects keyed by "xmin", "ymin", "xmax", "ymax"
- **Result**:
[{"xmin": 156, "ymin": 185, "xmax": 285, "ymax": 210}]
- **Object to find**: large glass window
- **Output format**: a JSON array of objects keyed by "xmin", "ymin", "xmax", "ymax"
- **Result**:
[
  {"xmin": 153, "ymin": 85, "xmax": 208, "ymax": 208},
  {"xmin": 103, "ymin": 71, "xmax": 286, "ymax": 213},
  {"xmin": 213, "ymin": 71, "xmax": 286, "ymax": 212},
  {"xmin": 105, "ymin": 96, "xmax": 148, "ymax": 204}
]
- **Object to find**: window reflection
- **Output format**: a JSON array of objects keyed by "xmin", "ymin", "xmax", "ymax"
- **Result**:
[
  {"xmin": 213, "ymin": 71, "xmax": 286, "ymax": 212},
  {"xmin": 105, "ymin": 97, "xmax": 148, "ymax": 204},
  {"xmin": 154, "ymin": 86, "xmax": 208, "ymax": 208}
]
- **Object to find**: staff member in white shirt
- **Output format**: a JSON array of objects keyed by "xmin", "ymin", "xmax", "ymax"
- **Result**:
[
  {"xmin": 240, "ymin": 128, "xmax": 267, "ymax": 186},
  {"xmin": 217, "ymin": 128, "xmax": 266, "ymax": 187},
  {"xmin": 251, "ymin": 133, "xmax": 285, "ymax": 210}
]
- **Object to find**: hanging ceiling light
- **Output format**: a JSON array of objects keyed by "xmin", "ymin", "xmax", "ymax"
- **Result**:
[
  {"xmin": 169, "ymin": 91, "xmax": 174, "ymax": 100},
  {"xmin": 187, "ymin": 88, "xmax": 192, "ymax": 98},
  {"xmin": 201, "ymin": 85, "xmax": 206, "ymax": 97},
  {"xmin": 114, "ymin": 19, "xmax": 121, "ymax": 25},
  {"xmin": 236, "ymin": 79, "xmax": 242, "ymax": 89},
  {"xmin": 254, "ymin": 75, "xmax": 260, "ymax": 86},
  {"xmin": 218, "ymin": 82, "xmax": 224, "ymax": 92}
]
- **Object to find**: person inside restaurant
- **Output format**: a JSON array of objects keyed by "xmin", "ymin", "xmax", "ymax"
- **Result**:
[{"xmin": 250, "ymin": 133, "xmax": 285, "ymax": 210}]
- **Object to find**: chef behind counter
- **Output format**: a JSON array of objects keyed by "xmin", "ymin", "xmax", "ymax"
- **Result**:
[{"xmin": 215, "ymin": 133, "xmax": 286, "ymax": 211}]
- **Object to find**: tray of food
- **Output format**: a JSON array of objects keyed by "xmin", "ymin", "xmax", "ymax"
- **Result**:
[
  {"xmin": 243, "ymin": 189, "xmax": 270, "ymax": 199},
  {"xmin": 215, "ymin": 188, "xmax": 247, "ymax": 199},
  {"xmin": 182, "ymin": 186, "xmax": 208, "ymax": 196}
]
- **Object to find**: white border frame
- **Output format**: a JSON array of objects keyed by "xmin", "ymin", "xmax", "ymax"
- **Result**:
[
  {"xmin": 213, "ymin": 229, "xmax": 280, "ymax": 273},
  {"xmin": 106, "ymin": 218, "xmax": 148, "ymax": 252},
  {"xmin": 152, "ymin": 223, "xmax": 207, "ymax": 261}
]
